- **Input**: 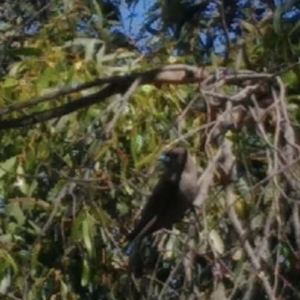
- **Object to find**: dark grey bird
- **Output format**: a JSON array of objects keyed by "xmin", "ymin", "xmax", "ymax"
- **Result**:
[{"xmin": 125, "ymin": 147, "xmax": 199, "ymax": 254}]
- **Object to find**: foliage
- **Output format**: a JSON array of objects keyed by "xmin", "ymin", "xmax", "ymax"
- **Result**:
[{"xmin": 1, "ymin": 0, "xmax": 300, "ymax": 300}]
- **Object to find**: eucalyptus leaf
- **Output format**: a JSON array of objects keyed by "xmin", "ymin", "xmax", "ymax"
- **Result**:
[
  {"xmin": 209, "ymin": 230, "xmax": 224, "ymax": 255},
  {"xmin": 2, "ymin": 77, "xmax": 18, "ymax": 88},
  {"xmin": 81, "ymin": 258, "xmax": 90, "ymax": 287},
  {"xmin": 5, "ymin": 202, "xmax": 26, "ymax": 226},
  {"xmin": 82, "ymin": 216, "xmax": 95, "ymax": 258}
]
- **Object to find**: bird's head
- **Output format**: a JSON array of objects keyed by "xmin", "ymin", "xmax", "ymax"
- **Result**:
[{"xmin": 158, "ymin": 147, "xmax": 187, "ymax": 175}]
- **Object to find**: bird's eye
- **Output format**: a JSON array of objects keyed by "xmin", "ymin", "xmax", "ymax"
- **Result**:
[{"xmin": 159, "ymin": 152, "xmax": 171, "ymax": 163}]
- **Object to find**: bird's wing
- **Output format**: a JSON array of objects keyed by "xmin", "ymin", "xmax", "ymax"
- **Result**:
[
  {"xmin": 180, "ymin": 153, "xmax": 199, "ymax": 198},
  {"xmin": 127, "ymin": 178, "xmax": 173, "ymax": 242},
  {"xmin": 179, "ymin": 169, "xmax": 199, "ymax": 202}
]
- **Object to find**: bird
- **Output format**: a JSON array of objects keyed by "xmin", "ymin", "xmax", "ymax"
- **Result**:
[{"xmin": 125, "ymin": 147, "xmax": 199, "ymax": 254}]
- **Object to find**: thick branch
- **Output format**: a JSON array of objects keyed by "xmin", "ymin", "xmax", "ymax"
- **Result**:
[{"xmin": 0, "ymin": 64, "xmax": 209, "ymax": 116}]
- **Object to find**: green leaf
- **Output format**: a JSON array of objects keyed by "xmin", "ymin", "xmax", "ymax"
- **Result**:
[
  {"xmin": 282, "ymin": 70, "xmax": 298, "ymax": 88},
  {"xmin": 0, "ymin": 271, "xmax": 11, "ymax": 294},
  {"xmin": 0, "ymin": 156, "xmax": 17, "ymax": 178},
  {"xmin": 209, "ymin": 230, "xmax": 224, "ymax": 255},
  {"xmin": 5, "ymin": 202, "xmax": 26, "ymax": 226},
  {"xmin": 71, "ymin": 211, "xmax": 85, "ymax": 242},
  {"xmin": 16, "ymin": 165, "xmax": 30, "ymax": 196},
  {"xmin": 136, "ymin": 146, "xmax": 161, "ymax": 168},
  {"xmin": 60, "ymin": 280, "xmax": 69, "ymax": 298},
  {"xmin": 8, "ymin": 61, "xmax": 26, "ymax": 76},
  {"xmin": 0, "ymin": 234, "xmax": 13, "ymax": 244},
  {"xmin": 2, "ymin": 77, "xmax": 18, "ymax": 88},
  {"xmin": 0, "ymin": 248, "xmax": 18, "ymax": 273},
  {"xmin": 27, "ymin": 220, "xmax": 42, "ymax": 234},
  {"xmin": 81, "ymin": 258, "xmax": 90, "ymax": 287},
  {"xmin": 36, "ymin": 66, "xmax": 60, "ymax": 91},
  {"xmin": 91, "ymin": 0, "xmax": 103, "ymax": 24},
  {"xmin": 289, "ymin": 19, "xmax": 300, "ymax": 36},
  {"xmin": 28, "ymin": 180, "xmax": 38, "ymax": 196},
  {"xmin": 211, "ymin": 282, "xmax": 228, "ymax": 300},
  {"xmin": 140, "ymin": 84, "xmax": 155, "ymax": 94},
  {"xmin": 82, "ymin": 215, "xmax": 95, "ymax": 258},
  {"xmin": 273, "ymin": 5, "xmax": 283, "ymax": 35},
  {"xmin": 8, "ymin": 47, "xmax": 42, "ymax": 57},
  {"xmin": 117, "ymin": 202, "xmax": 129, "ymax": 215},
  {"xmin": 240, "ymin": 20, "xmax": 256, "ymax": 33},
  {"xmin": 6, "ymin": 222, "xmax": 18, "ymax": 234}
]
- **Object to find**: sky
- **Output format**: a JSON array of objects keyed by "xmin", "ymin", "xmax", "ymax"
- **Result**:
[
  {"xmin": 120, "ymin": 0, "xmax": 152, "ymax": 36},
  {"xmin": 117, "ymin": 0, "xmax": 300, "ymax": 55}
]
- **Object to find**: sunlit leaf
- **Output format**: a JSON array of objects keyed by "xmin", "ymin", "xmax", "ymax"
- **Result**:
[
  {"xmin": 240, "ymin": 20, "xmax": 256, "ymax": 33},
  {"xmin": 0, "ymin": 271, "xmax": 11, "ymax": 294},
  {"xmin": 0, "ymin": 157, "xmax": 17, "ymax": 178},
  {"xmin": 81, "ymin": 258, "xmax": 90, "ymax": 287},
  {"xmin": 209, "ymin": 230, "xmax": 224, "ymax": 255},
  {"xmin": 0, "ymin": 249, "xmax": 18, "ymax": 273},
  {"xmin": 82, "ymin": 215, "xmax": 95, "ymax": 258},
  {"xmin": 117, "ymin": 202, "xmax": 129, "ymax": 215},
  {"xmin": 5, "ymin": 202, "xmax": 25, "ymax": 226},
  {"xmin": 211, "ymin": 282, "xmax": 227, "ymax": 300},
  {"xmin": 2, "ymin": 77, "xmax": 19, "ymax": 88}
]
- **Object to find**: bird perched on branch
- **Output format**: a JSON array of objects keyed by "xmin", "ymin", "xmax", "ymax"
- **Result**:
[{"xmin": 125, "ymin": 147, "xmax": 199, "ymax": 255}]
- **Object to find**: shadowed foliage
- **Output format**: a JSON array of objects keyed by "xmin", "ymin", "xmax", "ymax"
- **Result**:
[{"xmin": 1, "ymin": 0, "xmax": 300, "ymax": 299}]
